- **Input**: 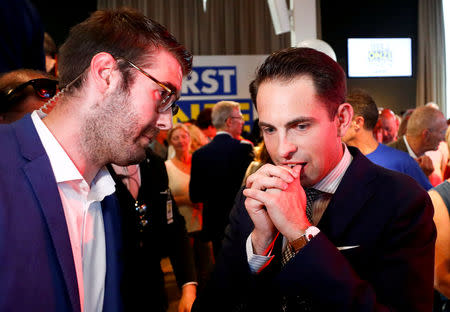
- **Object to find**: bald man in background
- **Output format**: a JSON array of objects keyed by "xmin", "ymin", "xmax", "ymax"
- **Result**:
[
  {"xmin": 389, "ymin": 106, "xmax": 448, "ymax": 177},
  {"xmin": 373, "ymin": 108, "xmax": 399, "ymax": 144}
]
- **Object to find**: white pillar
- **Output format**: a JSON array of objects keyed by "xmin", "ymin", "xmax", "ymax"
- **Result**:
[{"xmin": 290, "ymin": 0, "xmax": 317, "ymax": 47}]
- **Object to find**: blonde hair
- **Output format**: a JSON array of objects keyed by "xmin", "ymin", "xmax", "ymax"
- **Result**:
[
  {"xmin": 186, "ymin": 123, "xmax": 208, "ymax": 153},
  {"xmin": 167, "ymin": 123, "xmax": 190, "ymax": 144}
]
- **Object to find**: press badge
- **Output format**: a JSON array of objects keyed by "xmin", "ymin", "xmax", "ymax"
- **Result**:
[
  {"xmin": 166, "ymin": 189, "xmax": 174, "ymax": 224},
  {"xmin": 160, "ymin": 188, "xmax": 174, "ymax": 224}
]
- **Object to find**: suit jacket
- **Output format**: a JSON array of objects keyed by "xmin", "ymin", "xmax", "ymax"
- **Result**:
[
  {"xmin": 190, "ymin": 133, "xmax": 254, "ymax": 241},
  {"xmin": 194, "ymin": 147, "xmax": 436, "ymax": 311},
  {"xmin": 108, "ymin": 151, "xmax": 196, "ymax": 312},
  {"xmin": 388, "ymin": 136, "xmax": 409, "ymax": 154},
  {"xmin": 0, "ymin": 115, "xmax": 122, "ymax": 312}
]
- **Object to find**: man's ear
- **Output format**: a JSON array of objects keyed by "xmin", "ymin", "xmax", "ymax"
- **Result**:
[
  {"xmin": 422, "ymin": 128, "xmax": 431, "ymax": 140},
  {"xmin": 353, "ymin": 116, "xmax": 365, "ymax": 131},
  {"xmin": 336, "ymin": 103, "xmax": 353, "ymax": 137},
  {"xmin": 225, "ymin": 116, "xmax": 232, "ymax": 129},
  {"xmin": 89, "ymin": 52, "xmax": 119, "ymax": 94}
]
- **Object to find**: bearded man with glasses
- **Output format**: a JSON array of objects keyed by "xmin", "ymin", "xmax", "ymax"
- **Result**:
[{"xmin": 0, "ymin": 7, "xmax": 192, "ymax": 312}]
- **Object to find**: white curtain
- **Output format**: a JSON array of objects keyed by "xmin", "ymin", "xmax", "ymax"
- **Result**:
[
  {"xmin": 97, "ymin": 0, "xmax": 291, "ymax": 55},
  {"xmin": 416, "ymin": 0, "xmax": 446, "ymax": 115}
]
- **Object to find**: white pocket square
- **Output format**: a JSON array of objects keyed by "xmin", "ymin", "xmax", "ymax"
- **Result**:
[{"xmin": 337, "ymin": 245, "xmax": 360, "ymax": 251}]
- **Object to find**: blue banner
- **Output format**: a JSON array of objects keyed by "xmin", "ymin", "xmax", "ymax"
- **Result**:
[{"xmin": 182, "ymin": 66, "xmax": 237, "ymax": 96}]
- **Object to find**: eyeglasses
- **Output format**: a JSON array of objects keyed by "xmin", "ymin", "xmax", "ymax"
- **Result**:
[
  {"xmin": 117, "ymin": 57, "xmax": 179, "ymax": 115},
  {"xmin": 229, "ymin": 115, "xmax": 244, "ymax": 121},
  {"xmin": 5, "ymin": 78, "xmax": 59, "ymax": 101}
]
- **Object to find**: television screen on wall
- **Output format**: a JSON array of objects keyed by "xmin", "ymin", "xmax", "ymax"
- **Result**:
[{"xmin": 347, "ymin": 38, "xmax": 412, "ymax": 78}]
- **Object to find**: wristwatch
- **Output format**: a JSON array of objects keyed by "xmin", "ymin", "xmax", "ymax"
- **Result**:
[{"xmin": 289, "ymin": 226, "xmax": 320, "ymax": 252}]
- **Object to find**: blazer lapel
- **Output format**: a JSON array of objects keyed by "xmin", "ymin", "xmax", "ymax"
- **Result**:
[
  {"xmin": 317, "ymin": 148, "xmax": 378, "ymax": 242},
  {"xmin": 102, "ymin": 194, "xmax": 123, "ymax": 312},
  {"xmin": 15, "ymin": 115, "xmax": 81, "ymax": 312}
]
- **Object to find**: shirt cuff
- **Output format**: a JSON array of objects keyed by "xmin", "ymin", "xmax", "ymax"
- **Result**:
[
  {"xmin": 246, "ymin": 234, "xmax": 274, "ymax": 274},
  {"xmin": 182, "ymin": 281, "xmax": 198, "ymax": 288}
]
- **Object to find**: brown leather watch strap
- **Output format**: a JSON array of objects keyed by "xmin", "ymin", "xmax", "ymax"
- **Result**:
[{"xmin": 289, "ymin": 235, "xmax": 308, "ymax": 252}]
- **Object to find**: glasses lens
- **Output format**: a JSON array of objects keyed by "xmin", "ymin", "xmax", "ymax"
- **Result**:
[
  {"xmin": 32, "ymin": 79, "xmax": 58, "ymax": 99},
  {"xmin": 158, "ymin": 92, "xmax": 179, "ymax": 115}
]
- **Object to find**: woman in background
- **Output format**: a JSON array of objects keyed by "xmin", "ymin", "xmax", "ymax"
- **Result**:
[
  {"xmin": 186, "ymin": 123, "xmax": 209, "ymax": 153},
  {"xmin": 165, "ymin": 123, "xmax": 213, "ymax": 291}
]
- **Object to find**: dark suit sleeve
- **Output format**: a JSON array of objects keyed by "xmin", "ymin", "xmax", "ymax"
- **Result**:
[
  {"xmin": 166, "ymin": 196, "xmax": 197, "ymax": 288},
  {"xmin": 189, "ymin": 150, "xmax": 203, "ymax": 203}
]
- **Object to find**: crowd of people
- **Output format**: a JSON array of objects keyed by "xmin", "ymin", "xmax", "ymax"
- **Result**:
[{"xmin": 0, "ymin": 5, "xmax": 449, "ymax": 312}]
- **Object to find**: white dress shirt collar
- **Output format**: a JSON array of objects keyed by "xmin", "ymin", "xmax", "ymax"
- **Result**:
[
  {"xmin": 313, "ymin": 143, "xmax": 353, "ymax": 194},
  {"xmin": 31, "ymin": 111, "xmax": 115, "ymax": 198},
  {"xmin": 215, "ymin": 131, "xmax": 232, "ymax": 137},
  {"xmin": 403, "ymin": 136, "xmax": 418, "ymax": 159}
]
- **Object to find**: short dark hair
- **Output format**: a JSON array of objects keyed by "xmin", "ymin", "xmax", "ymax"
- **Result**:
[
  {"xmin": 195, "ymin": 107, "xmax": 213, "ymax": 130},
  {"xmin": 346, "ymin": 89, "xmax": 379, "ymax": 130},
  {"xmin": 252, "ymin": 47, "xmax": 346, "ymax": 119},
  {"xmin": 58, "ymin": 7, "xmax": 192, "ymax": 91}
]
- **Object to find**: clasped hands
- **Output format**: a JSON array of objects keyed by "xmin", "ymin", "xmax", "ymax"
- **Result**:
[{"xmin": 243, "ymin": 164, "xmax": 311, "ymax": 255}]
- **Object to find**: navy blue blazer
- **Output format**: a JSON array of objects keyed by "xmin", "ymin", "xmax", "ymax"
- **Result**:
[
  {"xmin": 0, "ymin": 115, "xmax": 123, "ymax": 312},
  {"xmin": 194, "ymin": 147, "xmax": 436, "ymax": 311}
]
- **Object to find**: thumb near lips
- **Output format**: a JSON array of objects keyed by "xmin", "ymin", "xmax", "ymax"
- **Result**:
[
  {"xmin": 284, "ymin": 164, "xmax": 302, "ymax": 190},
  {"xmin": 293, "ymin": 164, "xmax": 302, "ymax": 180}
]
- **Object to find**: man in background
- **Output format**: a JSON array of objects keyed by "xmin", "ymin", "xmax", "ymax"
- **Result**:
[
  {"xmin": 190, "ymin": 101, "xmax": 254, "ymax": 258},
  {"xmin": 373, "ymin": 108, "xmax": 399, "ymax": 144},
  {"xmin": 389, "ymin": 105, "xmax": 447, "ymax": 178},
  {"xmin": 343, "ymin": 89, "xmax": 432, "ymax": 190}
]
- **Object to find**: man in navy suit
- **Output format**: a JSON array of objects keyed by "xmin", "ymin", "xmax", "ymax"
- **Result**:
[
  {"xmin": 0, "ymin": 8, "xmax": 192, "ymax": 312},
  {"xmin": 190, "ymin": 101, "xmax": 254, "ymax": 258},
  {"xmin": 193, "ymin": 48, "xmax": 435, "ymax": 311}
]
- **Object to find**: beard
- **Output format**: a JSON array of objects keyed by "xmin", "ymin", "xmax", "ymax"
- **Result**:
[{"xmin": 80, "ymin": 84, "xmax": 159, "ymax": 167}]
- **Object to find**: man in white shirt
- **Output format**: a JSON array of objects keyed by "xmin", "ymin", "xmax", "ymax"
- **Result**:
[
  {"xmin": 388, "ymin": 105, "xmax": 447, "ymax": 179},
  {"xmin": 0, "ymin": 8, "xmax": 192, "ymax": 312},
  {"xmin": 193, "ymin": 48, "xmax": 435, "ymax": 311}
]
